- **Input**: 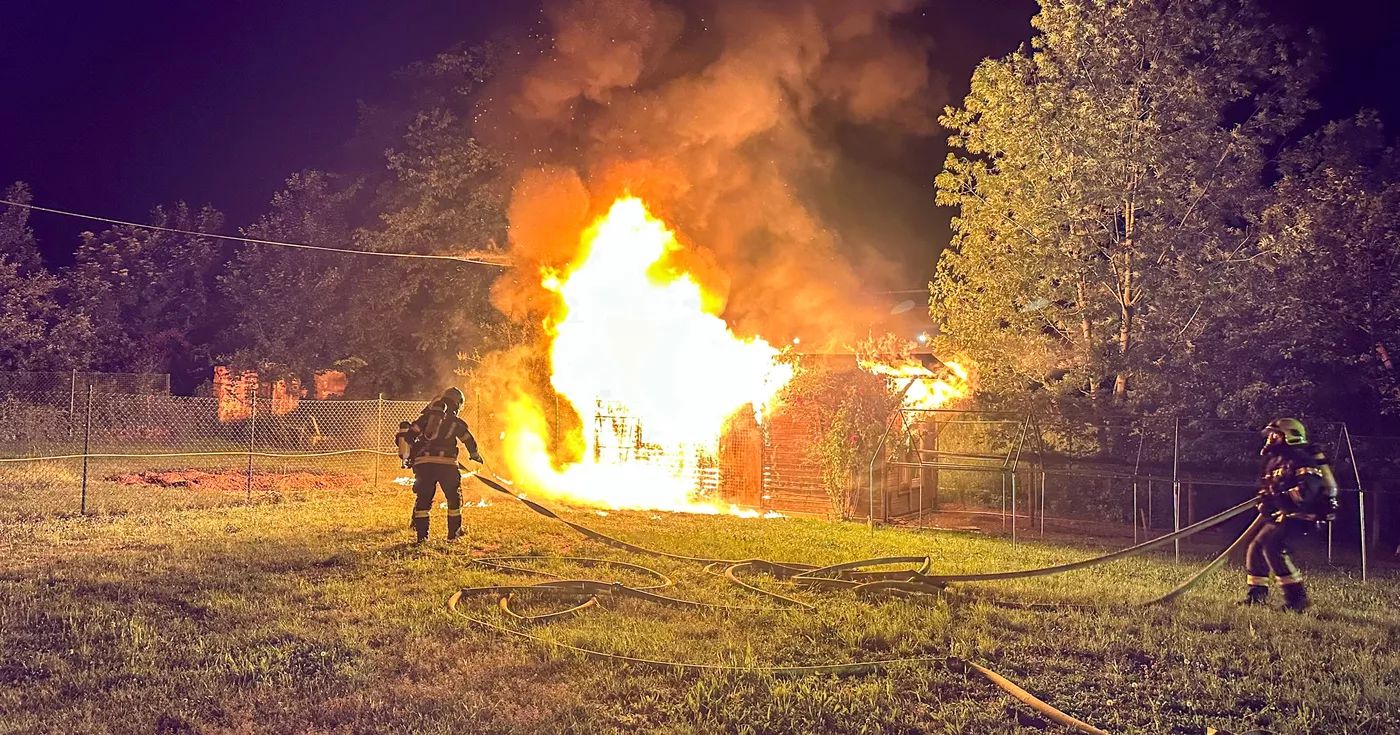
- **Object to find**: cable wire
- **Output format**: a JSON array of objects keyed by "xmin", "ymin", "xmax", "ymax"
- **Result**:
[{"xmin": 0, "ymin": 199, "xmax": 513, "ymax": 267}]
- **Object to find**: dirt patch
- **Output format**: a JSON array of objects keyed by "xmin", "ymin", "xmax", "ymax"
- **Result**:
[{"xmin": 108, "ymin": 470, "xmax": 362, "ymax": 494}]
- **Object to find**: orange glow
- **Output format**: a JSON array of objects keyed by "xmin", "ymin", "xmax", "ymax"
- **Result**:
[
  {"xmin": 502, "ymin": 197, "xmax": 794, "ymax": 514},
  {"xmin": 859, "ymin": 357, "xmax": 971, "ymax": 410}
]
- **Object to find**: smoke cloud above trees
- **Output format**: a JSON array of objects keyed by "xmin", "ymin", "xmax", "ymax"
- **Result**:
[{"xmin": 485, "ymin": 0, "xmax": 944, "ymax": 348}]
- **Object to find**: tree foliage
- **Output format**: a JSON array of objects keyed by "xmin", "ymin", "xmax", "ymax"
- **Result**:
[
  {"xmin": 346, "ymin": 44, "xmax": 510, "ymax": 396},
  {"xmin": 69, "ymin": 203, "xmax": 226, "ymax": 386},
  {"xmin": 0, "ymin": 256, "xmax": 95, "ymax": 371},
  {"xmin": 934, "ymin": 0, "xmax": 1318, "ymax": 419},
  {"xmin": 1246, "ymin": 112, "xmax": 1400, "ymax": 424},
  {"xmin": 219, "ymin": 171, "xmax": 363, "ymax": 382},
  {"xmin": 0, "ymin": 183, "xmax": 43, "ymax": 274},
  {"xmin": 211, "ymin": 45, "xmax": 511, "ymax": 398}
]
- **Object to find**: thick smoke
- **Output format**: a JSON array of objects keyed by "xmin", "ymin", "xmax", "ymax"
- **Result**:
[{"xmin": 486, "ymin": 0, "xmax": 940, "ymax": 349}]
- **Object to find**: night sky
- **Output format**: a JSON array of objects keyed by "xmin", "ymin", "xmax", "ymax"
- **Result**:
[{"xmin": 2, "ymin": 0, "xmax": 1398, "ymax": 275}]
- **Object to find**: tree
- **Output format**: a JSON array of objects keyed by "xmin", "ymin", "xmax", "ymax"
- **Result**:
[
  {"xmin": 69, "ymin": 203, "xmax": 226, "ymax": 387},
  {"xmin": 0, "ymin": 182, "xmax": 94, "ymax": 372},
  {"xmin": 1232, "ymin": 112, "xmax": 1400, "ymax": 425},
  {"xmin": 933, "ymin": 0, "xmax": 1317, "ymax": 419},
  {"xmin": 0, "ymin": 255, "xmax": 95, "ymax": 371},
  {"xmin": 0, "ymin": 182, "xmax": 43, "ymax": 273},
  {"xmin": 348, "ymin": 44, "xmax": 511, "ymax": 396},
  {"xmin": 219, "ymin": 171, "xmax": 364, "ymax": 383}
]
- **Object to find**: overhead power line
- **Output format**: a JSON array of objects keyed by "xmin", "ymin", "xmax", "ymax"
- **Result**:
[{"xmin": 0, "ymin": 199, "xmax": 514, "ymax": 268}]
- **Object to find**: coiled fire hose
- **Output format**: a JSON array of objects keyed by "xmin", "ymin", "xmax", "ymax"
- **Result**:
[{"xmin": 448, "ymin": 464, "xmax": 1267, "ymax": 735}]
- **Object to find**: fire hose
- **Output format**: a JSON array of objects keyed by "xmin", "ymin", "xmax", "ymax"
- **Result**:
[{"xmin": 448, "ymin": 464, "xmax": 1269, "ymax": 735}]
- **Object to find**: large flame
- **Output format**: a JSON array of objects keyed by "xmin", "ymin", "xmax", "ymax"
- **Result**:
[
  {"xmin": 859, "ymin": 358, "xmax": 971, "ymax": 410},
  {"xmin": 503, "ymin": 197, "xmax": 793, "ymax": 514}
]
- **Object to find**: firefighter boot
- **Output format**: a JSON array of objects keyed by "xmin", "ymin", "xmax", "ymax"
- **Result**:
[
  {"xmin": 446, "ymin": 509, "xmax": 463, "ymax": 541},
  {"xmin": 411, "ymin": 511, "xmax": 430, "ymax": 544},
  {"xmin": 1282, "ymin": 583, "xmax": 1310, "ymax": 612},
  {"xmin": 1241, "ymin": 585, "xmax": 1269, "ymax": 606}
]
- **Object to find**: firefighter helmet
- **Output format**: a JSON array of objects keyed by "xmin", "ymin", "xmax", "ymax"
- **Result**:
[
  {"xmin": 1262, "ymin": 417, "xmax": 1308, "ymax": 446},
  {"xmin": 438, "ymin": 387, "xmax": 466, "ymax": 415}
]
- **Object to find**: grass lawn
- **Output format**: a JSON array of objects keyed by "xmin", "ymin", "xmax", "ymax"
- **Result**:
[{"xmin": 2, "ymin": 478, "xmax": 1398, "ymax": 735}]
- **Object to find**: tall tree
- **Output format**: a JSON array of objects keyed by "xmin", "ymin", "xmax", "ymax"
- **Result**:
[
  {"xmin": 933, "ymin": 0, "xmax": 1317, "ymax": 418},
  {"xmin": 70, "ymin": 203, "xmax": 226, "ymax": 387},
  {"xmin": 219, "ymin": 171, "xmax": 364, "ymax": 383},
  {"xmin": 0, "ymin": 182, "xmax": 43, "ymax": 273},
  {"xmin": 0, "ymin": 256, "xmax": 96, "ymax": 372},
  {"xmin": 1223, "ymin": 112, "xmax": 1400, "ymax": 425},
  {"xmin": 350, "ymin": 44, "xmax": 511, "ymax": 396}
]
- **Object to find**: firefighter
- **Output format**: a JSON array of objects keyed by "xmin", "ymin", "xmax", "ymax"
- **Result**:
[
  {"xmin": 395, "ymin": 387, "xmax": 484, "ymax": 544},
  {"xmin": 1243, "ymin": 418, "xmax": 1338, "ymax": 611}
]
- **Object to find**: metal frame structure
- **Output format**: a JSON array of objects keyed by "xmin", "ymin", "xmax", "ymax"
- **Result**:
[
  {"xmin": 866, "ymin": 409, "xmax": 1379, "ymax": 580},
  {"xmin": 869, "ymin": 408, "xmax": 1038, "ymax": 545}
]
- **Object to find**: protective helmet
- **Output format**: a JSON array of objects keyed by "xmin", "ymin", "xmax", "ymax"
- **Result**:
[
  {"xmin": 438, "ymin": 387, "xmax": 466, "ymax": 414},
  {"xmin": 1262, "ymin": 418, "xmax": 1307, "ymax": 446}
]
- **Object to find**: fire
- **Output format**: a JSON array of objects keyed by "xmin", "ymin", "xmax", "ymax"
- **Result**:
[
  {"xmin": 502, "ymin": 197, "xmax": 794, "ymax": 514},
  {"xmin": 860, "ymin": 357, "xmax": 971, "ymax": 410}
]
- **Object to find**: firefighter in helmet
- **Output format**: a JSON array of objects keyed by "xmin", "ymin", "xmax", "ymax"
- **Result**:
[
  {"xmin": 395, "ymin": 387, "xmax": 484, "ymax": 543},
  {"xmin": 1243, "ymin": 418, "xmax": 1339, "ymax": 611}
]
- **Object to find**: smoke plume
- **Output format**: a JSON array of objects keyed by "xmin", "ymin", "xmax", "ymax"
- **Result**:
[{"xmin": 485, "ymin": 0, "xmax": 941, "ymax": 349}]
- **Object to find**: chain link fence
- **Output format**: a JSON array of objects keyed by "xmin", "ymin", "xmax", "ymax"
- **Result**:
[
  {"xmin": 0, "ymin": 387, "xmax": 511, "ymax": 519},
  {"xmin": 2, "ymin": 371, "xmax": 1397, "ymax": 580},
  {"xmin": 868, "ymin": 410, "xmax": 1397, "ymax": 579},
  {"xmin": 0, "ymin": 370, "xmax": 170, "ymax": 397}
]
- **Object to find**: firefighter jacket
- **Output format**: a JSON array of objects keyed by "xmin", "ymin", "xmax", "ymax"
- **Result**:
[
  {"xmin": 396, "ymin": 408, "xmax": 481, "ymax": 468},
  {"xmin": 1258, "ymin": 443, "xmax": 1339, "ymax": 522}
]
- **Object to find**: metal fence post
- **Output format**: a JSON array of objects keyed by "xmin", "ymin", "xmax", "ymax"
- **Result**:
[
  {"xmin": 1343, "ymin": 424, "xmax": 1367, "ymax": 581},
  {"xmin": 1010, "ymin": 471, "xmax": 1018, "ymax": 547},
  {"xmin": 868, "ymin": 414, "xmax": 897, "ymax": 533},
  {"xmin": 68, "ymin": 369, "xmax": 78, "ymax": 439},
  {"xmin": 1007, "ymin": 416, "xmax": 1029, "ymax": 547},
  {"xmin": 374, "ymin": 393, "xmax": 385, "ymax": 488},
  {"xmin": 1001, "ymin": 473, "xmax": 1007, "ymax": 530},
  {"xmin": 1131, "ymin": 429, "xmax": 1145, "ymax": 544},
  {"xmin": 1328, "ymin": 427, "xmax": 1346, "ymax": 564},
  {"xmin": 1038, "ymin": 470, "xmax": 1046, "ymax": 537},
  {"xmin": 1172, "ymin": 417, "xmax": 1181, "ymax": 564},
  {"xmin": 246, "ymin": 398, "xmax": 257, "ymax": 502},
  {"xmin": 80, "ymin": 385, "xmax": 92, "ymax": 514}
]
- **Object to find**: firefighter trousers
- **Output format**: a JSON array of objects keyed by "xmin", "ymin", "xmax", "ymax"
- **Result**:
[
  {"xmin": 411, "ymin": 463, "xmax": 463, "ymax": 540},
  {"xmin": 1245, "ymin": 515, "xmax": 1305, "ymax": 586}
]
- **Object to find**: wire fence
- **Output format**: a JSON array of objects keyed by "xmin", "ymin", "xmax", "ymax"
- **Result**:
[
  {"xmin": 3, "ymin": 375, "xmax": 1397, "ymax": 582},
  {"xmin": 0, "ymin": 389, "xmax": 509, "ymax": 519},
  {"xmin": 0, "ymin": 370, "xmax": 170, "ymax": 396},
  {"xmin": 866, "ymin": 410, "xmax": 1400, "ymax": 580}
]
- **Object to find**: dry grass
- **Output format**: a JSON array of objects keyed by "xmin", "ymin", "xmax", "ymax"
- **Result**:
[{"xmin": 1, "ymin": 478, "xmax": 1398, "ymax": 735}]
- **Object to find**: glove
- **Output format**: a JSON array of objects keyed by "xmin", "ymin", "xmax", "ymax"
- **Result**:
[{"xmin": 469, "ymin": 451, "xmax": 484, "ymax": 463}]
